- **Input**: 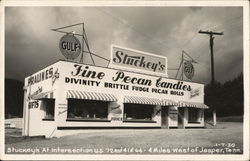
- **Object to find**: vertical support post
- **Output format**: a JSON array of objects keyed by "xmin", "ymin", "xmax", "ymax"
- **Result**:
[
  {"xmin": 181, "ymin": 51, "xmax": 184, "ymax": 80},
  {"xmin": 183, "ymin": 108, "xmax": 188, "ymax": 128},
  {"xmin": 161, "ymin": 107, "xmax": 170, "ymax": 129},
  {"xmin": 26, "ymin": 82, "xmax": 32, "ymax": 136},
  {"xmin": 166, "ymin": 107, "xmax": 169, "ymax": 129},
  {"xmin": 178, "ymin": 108, "xmax": 186, "ymax": 129},
  {"xmin": 213, "ymin": 109, "xmax": 217, "ymax": 126},
  {"xmin": 201, "ymin": 109, "xmax": 205, "ymax": 126},
  {"xmin": 181, "ymin": 114, "xmax": 185, "ymax": 129},
  {"xmin": 22, "ymin": 86, "xmax": 28, "ymax": 136},
  {"xmin": 27, "ymin": 102, "xmax": 31, "ymax": 136}
]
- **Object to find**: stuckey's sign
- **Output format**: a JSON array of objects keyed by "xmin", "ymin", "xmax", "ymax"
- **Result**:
[{"xmin": 109, "ymin": 45, "xmax": 167, "ymax": 77}]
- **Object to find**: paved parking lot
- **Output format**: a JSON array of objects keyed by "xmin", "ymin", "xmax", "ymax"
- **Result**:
[{"xmin": 5, "ymin": 122, "xmax": 243, "ymax": 154}]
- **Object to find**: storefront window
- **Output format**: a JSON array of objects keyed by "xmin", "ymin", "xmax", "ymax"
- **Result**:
[
  {"xmin": 124, "ymin": 103, "xmax": 154, "ymax": 121},
  {"xmin": 188, "ymin": 108, "xmax": 201, "ymax": 123},
  {"xmin": 43, "ymin": 99, "xmax": 55, "ymax": 120},
  {"xmin": 67, "ymin": 99, "xmax": 108, "ymax": 120}
]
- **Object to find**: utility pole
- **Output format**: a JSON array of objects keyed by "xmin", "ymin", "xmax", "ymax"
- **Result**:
[
  {"xmin": 198, "ymin": 30, "xmax": 223, "ymax": 126},
  {"xmin": 198, "ymin": 30, "xmax": 223, "ymax": 84}
]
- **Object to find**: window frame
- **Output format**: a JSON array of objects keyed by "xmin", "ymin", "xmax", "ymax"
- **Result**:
[
  {"xmin": 123, "ymin": 103, "xmax": 156, "ymax": 123},
  {"xmin": 67, "ymin": 99, "xmax": 110, "ymax": 121},
  {"xmin": 42, "ymin": 98, "xmax": 55, "ymax": 121},
  {"xmin": 188, "ymin": 108, "xmax": 201, "ymax": 123}
]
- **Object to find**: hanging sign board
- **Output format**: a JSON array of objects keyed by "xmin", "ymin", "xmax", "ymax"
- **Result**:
[
  {"xmin": 184, "ymin": 61, "xmax": 194, "ymax": 80},
  {"xmin": 59, "ymin": 34, "xmax": 81, "ymax": 60},
  {"xmin": 109, "ymin": 45, "xmax": 168, "ymax": 77},
  {"xmin": 190, "ymin": 87, "xmax": 201, "ymax": 98}
]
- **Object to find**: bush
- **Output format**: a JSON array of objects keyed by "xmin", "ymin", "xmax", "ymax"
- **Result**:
[{"xmin": 204, "ymin": 73, "xmax": 243, "ymax": 117}]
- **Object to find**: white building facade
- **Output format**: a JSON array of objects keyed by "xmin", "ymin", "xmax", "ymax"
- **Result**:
[{"xmin": 22, "ymin": 60, "xmax": 208, "ymax": 138}]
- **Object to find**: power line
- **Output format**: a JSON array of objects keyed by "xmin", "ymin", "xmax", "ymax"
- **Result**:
[
  {"xmin": 208, "ymin": 15, "xmax": 242, "ymax": 31},
  {"xmin": 194, "ymin": 17, "xmax": 242, "ymax": 60},
  {"xmin": 96, "ymin": 8, "xmax": 240, "ymax": 78},
  {"xmin": 195, "ymin": 21, "xmax": 242, "ymax": 61},
  {"xmin": 97, "ymin": 8, "xmax": 181, "ymax": 52},
  {"xmin": 195, "ymin": 42, "xmax": 210, "ymax": 60},
  {"xmin": 178, "ymin": 9, "xmax": 207, "ymax": 49},
  {"xmin": 220, "ymin": 21, "xmax": 242, "ymax": 31},
  {"xmin": 180, "ymin": 14, "xmax": 239, "ymax": 51},
  {"xmin": 179, "ymin": 16, "xmax": 240, "ymax": 61}
]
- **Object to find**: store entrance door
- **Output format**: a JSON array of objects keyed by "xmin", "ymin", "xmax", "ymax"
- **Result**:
[{"xmin": 161, "ymin": 107, "xmax": 169, "ymax": 128}]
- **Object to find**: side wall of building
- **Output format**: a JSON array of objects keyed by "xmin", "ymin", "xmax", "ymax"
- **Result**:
[{"xmin": 22, "ymin": 62, "xmax": 60, "ymax": 138}]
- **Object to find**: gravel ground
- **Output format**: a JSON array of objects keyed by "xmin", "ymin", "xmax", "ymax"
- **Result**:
[{"xmin": 5, "ymin": 122, "xmax": 243, "ymax": 154}]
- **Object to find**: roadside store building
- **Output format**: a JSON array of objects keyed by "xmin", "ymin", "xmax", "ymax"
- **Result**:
[{"xmin": 22, "ymin": 58, "xmax": 208, "ymax": 138}]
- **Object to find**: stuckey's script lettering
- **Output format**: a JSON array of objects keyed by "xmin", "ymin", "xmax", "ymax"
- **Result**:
[{"xmin": 113, "ymin": 51, "xmax": 165, "ymax": 72}]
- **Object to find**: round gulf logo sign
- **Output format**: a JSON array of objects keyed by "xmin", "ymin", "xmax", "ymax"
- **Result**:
[
  {"xmin": 59, "ymin": 34, "xmax": 81, "ymax": 60},
  {"xmin": 184, "ymin": 61, "xmax": 194, "ymax": 80}
]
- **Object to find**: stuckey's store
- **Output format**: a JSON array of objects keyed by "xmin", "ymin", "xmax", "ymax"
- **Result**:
[{"xmin": 22, "ymin": 44, "xmax": 209, "ymax": 138}]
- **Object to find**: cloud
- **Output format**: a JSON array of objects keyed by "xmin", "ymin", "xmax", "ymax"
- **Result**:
[{"xmin": 5, "ymin": 6, "xmax": 243, "ymax": 85}]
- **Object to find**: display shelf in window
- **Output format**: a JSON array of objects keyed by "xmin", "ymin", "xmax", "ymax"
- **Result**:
[
  {"xmin": 67, "ymin": 99, "xmax": 109, "ymax": 121},
  {"xmin": 188, "ymin": 108, "xmax": 202, "ymax": 123},
  {"xmin": 66, "ymin": 118, "xmax": 111, "ymax": 122},
  {"xmin": 123, "ymin": 119, "xmax": 157, "ymax": 123}
]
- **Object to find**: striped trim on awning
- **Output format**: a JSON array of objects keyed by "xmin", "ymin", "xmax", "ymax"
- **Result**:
[
  {"xmin": 162, "ymin": 99, "xmax": 179, "ymax": 106},
  {"xmin": 67, "ymin": 90, "xmax": 117, "ymax": 102},
  {"xmin": 178, "ymin": 101, "xmax": 209, "ymax": 109},
  {"xmin": 32, "ymin": 91, "xmax": 54, "ymax": 100},
  {"xmin": 124, "ymin": 96, "xmax": 162, "ymax": 105}
]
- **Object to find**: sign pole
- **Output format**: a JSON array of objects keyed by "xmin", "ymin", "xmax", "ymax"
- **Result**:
[
  {"xmin": 175, "ymin": 57, "xmax": 182, "ymax": 79},
  {"xmin": 80, "ymin": 23, "xmax": 84, "ymax": 63},
  {"xmin": 52, "ymin": 22, "xmax": 109, "ymax": 65}
]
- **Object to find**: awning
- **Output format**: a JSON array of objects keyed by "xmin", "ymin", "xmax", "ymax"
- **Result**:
[
  {"xmin": 178, "ymin": 101, "xmax": 209, "ymax": 109},
  {"xmin": 162, "ymin": 99, "xmax": 179, "ymax": 106},
  {"xmin": 67, "ymin": 90, "xmax": 117, "ymax": 102},
  {"xmin": 31, "ymin": 91, "xmax": 54, "ymax": 100},
  {"xmin": 124, "ymin": 96, "xmax": 162, "ymax": 105}
]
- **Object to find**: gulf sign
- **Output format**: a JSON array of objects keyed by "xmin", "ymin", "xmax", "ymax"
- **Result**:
[
  {"xmin": 59, "ymin": 34, "xmax": 81, "ymax": 60},
  {"xmin": 109, "ymin": 45, "xmax": 168, "ymax": 77},
  {"xmin": 184, "ymin": 61, "xmax": 194, "ymax": 80}
]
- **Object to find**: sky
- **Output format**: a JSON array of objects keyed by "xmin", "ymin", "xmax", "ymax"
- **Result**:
[{"xmin": 5, "ymin": 6, "xmax": 243, "ymax": 84}]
